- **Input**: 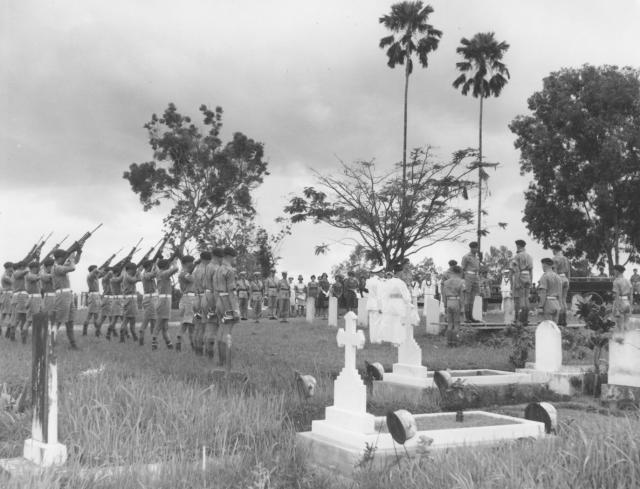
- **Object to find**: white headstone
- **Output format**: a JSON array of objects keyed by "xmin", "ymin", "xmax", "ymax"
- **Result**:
[
  {"xmin": 328, "ymin": 297, "xmax": 338, "ymax": 327},
  {"xmin": 305, "ymin": 297, "xmax": 315, "ymax": 323},
  {"xmin": 357, "ymin": 297, "xmax": 368, "ymax": 328},
  {"xmin": 535, "ymin": 321, "xmax": 562, "ymax": 372},
  {"xmin": 503, "ymin": 297, "xmax": 515, "ymax": 324},
  {"xmin": 424, "ymin": 297, "xmax": 441, "ymax": 335},
  {"xmin": 473, "ymin": 295, "xmax": 483, "ymax": 321},
  {"xmin": 320, "ymin": 311, "xmax": 375, "ymax": 433},
  {"xmin": 608, "ymin": 328, "xmax": 640, "ymax": 388},
  {"xmin": 397, "ymin": 322, "xmax": 422, "ymax": 367}
]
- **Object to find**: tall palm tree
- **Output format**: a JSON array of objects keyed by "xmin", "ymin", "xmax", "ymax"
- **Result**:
[
  {"xmin": 453, "ymin": 32, "xmax": 509, "ymax": 255},
  {"xmin": 379, "ymin": 1, "xmax": 442, "ymax": 185}
]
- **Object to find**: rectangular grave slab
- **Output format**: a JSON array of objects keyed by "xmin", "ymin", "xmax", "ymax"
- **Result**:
[{"xmin": 297, "ymin": 411, "xmax": 546, "ymax": 476}]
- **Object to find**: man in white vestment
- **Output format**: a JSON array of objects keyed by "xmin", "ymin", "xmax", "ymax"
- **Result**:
[
  {"xmin": 379, "ymin": 271, "xmax": 419, "ymax": 345},
  {"xmin": 366, "ymin": 271, "xmax": 383, "ymax": 343}
]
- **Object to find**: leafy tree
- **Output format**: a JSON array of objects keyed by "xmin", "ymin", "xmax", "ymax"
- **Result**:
[
  {"xmin": 379, "ymin": 1, "xmax": 442, "ymax": 185},
  {"xmin": 453, "ymin": 32, "xmax": 510, "ymax": 254},
  {"xmin": 481, "ymin": 245, "xmax": 513, "ymax": 283},
  {"xmin": 510, "ymin": 65, "xmax": 640, "ymax": 272},
  {"xmin": 123, "ymin": 103, "xmax": 269, "ymax": 252},
  {"xmin": 331, "ymin": 245, "xmax": 378, "ymax": 278},
  {"xmin": 285, "ymin": 148, "xmax": 476, "ymax": 271}
]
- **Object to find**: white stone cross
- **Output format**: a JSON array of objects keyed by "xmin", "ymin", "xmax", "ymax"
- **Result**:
[{"xmin": 337, "ymin": 312, "xmax": 365, "ymax": 372}]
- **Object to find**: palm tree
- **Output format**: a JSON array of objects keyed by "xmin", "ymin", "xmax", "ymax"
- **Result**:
[
  {"xmin": 453, "ymin": 32, "xmax": 510, "ymax": 255},
  {"xmin": 379, "ymin": 1, "xmax": 442, "ymax": 185}
]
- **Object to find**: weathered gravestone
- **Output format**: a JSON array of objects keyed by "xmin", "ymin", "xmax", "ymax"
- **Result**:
[
  {"xmin": 601, "ymin": 326, "xmax": 640, "ymax": 406},
  {"xmin": 472, "ymin": 295, "xmax": 483, "ymax": 322},
  {"xmin": 328, "ymin": 297, "xmax": 338, "ymax": 327},
  {"xmin": 535, "ymin": 320, "xmax": 562, "ymax": 372},
  {"xmin": 357, "ymin": 297, "xmax": 368, "ymax": 328},
  {"xmin": 305, "ymin": 297, "xmax": 315, "ymax": 323},
  {"xmin": 424, "ymin": 296, "xmax": 440, "ymax": 335}
]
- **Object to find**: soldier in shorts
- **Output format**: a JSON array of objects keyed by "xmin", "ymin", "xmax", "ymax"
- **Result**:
[
  {"xmin": 121, "ymin": 263, "xmax": 141, "ymax": 343},
  {"xmin": 24, "ymin": 261, "xmax": 42, "ymax": 343},
  {"xmin": 250, "ymin": 271, "xmax": 264, "ymax": 323},
  {"xmin": 83, "ymin": 265, "xmax": 103, "ymax": 336},
  {"xmin": 192, "ymin": 251, "xmax": 211, "ymax": 355},
  {"xmin": 106, "ymin": 267, "xmax": 124, "ymax": 341},
  {"xmin": 154, "ymin": 258, "xmax": 177, "ymax": 350},
  {"xmin": 177, "ymin": 255, "xmax": 197, "ymax": 352},
  {"xmin": 265, "ymin": 270, "xmax": 278, "ymax": 319},
  {"xmin": 236, "ymin": 271, "xmax": 250, "ymax": 320},
  {"xmin": 612, "ymin": 264, "xmax": 633, "ymax": 335},
  {"xmin": 443, "ymin": 266, "xmax": 465, "ymax": 346},
  {"xmin": 52, "ymin": 249, "xmax": 81, "ymax": 349},
  {"xmin": 203, "ymin": 248, "xmax": 222, "ymax": 359},
  {"xmin": 10, "ymin": 261, "xmax": 29, "ymax": 342},
  {"xmin": 537, "ymin": 258, "xmax": 562, "ymax": 323},
  {"xmin": 551, "ymin": 244, "xmax": 571, "ymax": 326},
  {"xmin": 139, "ymin": 260, "xmax": 158, "ymax": 347},
  {"xmin": 97, "ymin": 268, "xmax": 112, "ymax": 336},
  {"xmin": 213, "ymin": 247, "xmax": 240, "ymax": 366},
  {"xmin": 512, "ymin": 239, "xmax": 533, "ymax": 325},
  {"xmin": 278, "ymin": 272, "xmax": 291, "ymax": 323},
  {"xmin": 40, "ymin": 259, "xmax": 56, "ymax": 327},
  {"xmin": 1, "ymin": 262, "xmax": 13, "ymax": 336},
  {"xmin": 461, "ymin": 242, "xmax": 481, "ymax": 323}
]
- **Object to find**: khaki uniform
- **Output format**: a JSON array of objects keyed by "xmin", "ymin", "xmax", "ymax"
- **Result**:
[
  {"xmin": 265, "ymin": 276, "xmax": 278, "ymax": 318},
  {"xmin": 250, "ymin": 279, "xmax": 263, "ymax": 319},
  {"xmin": 443, "ymin": 276, "xmax": 465, "ymax": 343},
  {"xmin": 552, "ymin": 254, "xmax": 571, "ymax": 313},
  {"xmin": 461, "ymin": 252, "xmax": 480, "ymax": 306},
  {"xmin": 613, "ymin": 276, "xmax": 633, "ymax": 330},
  {"xmin": 278, "ymin": 278, "xmax": 291, "ymax": 319},
  {"xmin": 538, "ymin": 270, "xmax": 562, "ymax": 321},
  {"xmin": 236, "ymin": 278, "xmax": 251, "ymax": 319},
  {"xmin": 86, "ymin": 269, "xmax": 102, "ymax": 315}
]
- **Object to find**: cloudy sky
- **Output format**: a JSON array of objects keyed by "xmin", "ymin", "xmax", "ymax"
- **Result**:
[{"xmin": 2, "ymin": 0, "xmax": 639, "ymax": 289}]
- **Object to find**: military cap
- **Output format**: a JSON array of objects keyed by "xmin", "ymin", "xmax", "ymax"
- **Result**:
[
  {"xmin": 28, "ymin": 261, "xmax": 39, "ymax": 269},
  {"xmin": 3, "ymin": 262, "xmax": 13, "ymax": 269},
  {"xmin": 613, "ymin": 264, "xmax": 625, "ymax": 273},
  {"xmin": 223, "ymin": 246, "xmax": 236, "ymax": 257},
  {"xmin": 239, "ymin": 271, "xmax": 247, "ymax": 275},
  {"xmin": 281, "ymin": 271, "xmax": 288, "ymax": 275},
  {"xmin": 200, "ymin": 251, "xmax": 212, "ymax": 261},
  {"xmin": 550, "ymin": 244, "xmax": 562, "ymax": 251},
  {"xmin": 541, "ymin": 258, "xmax": 554, "ymax": 265},
  {"xmin": 469, "ymin": 241, "xmax": 479, "ymax": 249},
  {"xmin": 515, "ymin": 239, "xmax": 527, "ymax": 247},
  {"xmin": 347, "ymin": 271, "xmax": 355, "ymax": 276},
  {"xmin": 42, "ymin": 258, "xmax": 54, "ymax": 267},
  {"xmin": 142, "ymin": 260, "xmax": 154, "ymax": 270},
  {"xmin": 125, "ymin": 262, "xmax": 137, "ymax": 271},
  {"xmin": 211, "ymin": 248, "xmax": 224, "ymax": 258},
  {"xmin": 53, "ymin": 249, "xmax": 66, "ymax": 258},
  {"xmin": 448, "ymin": 260, "xmax": 458, "ymax": 267},
  {"xmin": 451, "ymin": 265, "xmax": 463, "ymax": 274},
  {"xmin": 157, "ymin": 259, "xmax": 169, "ymax": 270},
  {"xmin": 14, "ymin": 261, "xmax": 26, "ymax": 269},
  {"xmin": 88, "ymin": 265, "xmax": 97, "ymax": 272},
  {"xmin": 180, "ymin": 255, "xmax": 195, "ymax": 264},
  {"xmin": 298, "ymin": 274, "xmax": 303, "ymax": 279}
]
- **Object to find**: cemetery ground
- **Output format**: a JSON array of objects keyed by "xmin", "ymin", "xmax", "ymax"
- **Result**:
[{"xmin": 1, "ymin": 313, "xmax": 639, "ymax": 488}]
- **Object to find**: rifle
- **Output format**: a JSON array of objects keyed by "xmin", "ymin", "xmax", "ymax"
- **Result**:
[
  {"xmin": 112, "ymin": 238, "xmax": 144, "ymax": 270},
  {"xmin": 99, "ymin": 247, "xmax": 124, "ymax": 270},
  {"xmin": 32, "ymin": 231, "xmax": 53, "ymax": 261},
  {"xmin": 151, "ymin": 235, "xmax": 170, "ymax": 262},
  {"xmin": 41, "ymin": 235, "xmax": 69, "ymax": 263},
  {"xmin": 20, "ymin": 234, "xmax": 44, "ymax": 263},
  {"xmin": 136, "ymin": 236, "xmax": 165, "ymax": 267},
  {"xmin": 64, "ymin": 223, "xmax": 103, "ymax": 260}
]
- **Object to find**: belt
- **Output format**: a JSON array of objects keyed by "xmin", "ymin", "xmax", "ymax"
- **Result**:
[
  {"xmin": 158, "ymin": 294, "xmax": 171, "ymax": 298},
  {"xmin": 44, "ymin": 292, "xmax": 56, "ymax": 297},
  {"xmin": 144, "ymin": 293, "xmax": 158, "ymax": 297},
  {"xmin": 89, "ymin": 291, "xmax": 101, "ymax": 295},
  {"xmin": 446, "ymin": 296, "xmax": 460, "ymax": 299},
  {"xmin": 184, "ymin": 293, "xmax": 195, "ymax": 296},
  {"xmin": 29, "ymin": 293, "xmax": 41, "ymax": 298},
  {"xmin": 219, "ymin": 292, "xmax": 229, "ymax": 296},
  {"xmin": 268, "ymin": 287, "xmax": 277, "ymax": 290},
  {"xmin": 619, "ymin": 296, "xmax": 630, "ymax": 299},
  {"xmin": 204, "ymin": 289, "xmax": 212, "ymax": 293},
  {"xmin": 56, "ymin": 288, "xmax": 72, "ymax": 293},
  {"xmin": 520, "ymin": 271, "xmax": 531, "ymax": 275},
  {"xmin": 112, "ymin": 295, "xmax": 123, "ymax": 299},
  {"xmin": 558, "ymin": 273, "xmax": 567, "ymax": 277},
  {"xmin": 124, "ymin": 294, "xmax": 137, "ymax": 298},
  {"xmin": 546, "ymin": 296, "xmax": 559, "ymax": 299},
  {"xmin": 15, "ymin": 290, "xmax": 28, "ymax": 295},
  {"xmin": 465, "ymin": 271, "xmax": 477, "ymax": 275}
]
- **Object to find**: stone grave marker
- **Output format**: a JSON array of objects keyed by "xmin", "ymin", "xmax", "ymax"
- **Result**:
[
  {"xmin": 328, "ymin": 296, "xmax": 338, "ymax": 327},
  {"xmin": 472, "ymin": 295, "xmax": 483, "ymax": 321},
  {"xmin": 535, "ymin": 321, "xmax": 562, "ymax": 372},
  {"xmin": 357, "ymin": 297, "xmax": 368, "ymax": 327},
  {"xmin": 305, "ymin": 297, "xmax": 315, "ymax": 323},
  {"xmin": 607, "ymin": 329, "xmax": 640, "ymax": 388},
  {"xmin": 424, "ymin": 296, "xmax": 440, "ymax": 334}
]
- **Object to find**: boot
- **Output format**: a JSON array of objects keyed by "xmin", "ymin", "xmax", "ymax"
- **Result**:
[
  {"xmin": 9, "ymin": 327, "xmax": 16, "ymax": 341},
  {"xmin": 120, "ymin": 329, "xmax": 126, "ymax": 343},
  {"xmin": 557, "ymin": 311, "xmax": 567, "ymax": 327},
  {"xmin": 217, "ymin": 341, "xmax": 226, "ymax": 367},
  {"xmin": 21, "ymin": 329, "xmax": 28, "ymax": 344},
  {"xmin": 82, "ymin": 323, "xmax": 88, "ymax": 336},
  {"xmin": 206, "ymin": 342, "xmax": 215, "ymax": 360},
  {"xmin": 95, "ymin": 325, "xmax": 101, "ymax": 337},
  {"xmin": 176, "ymin": 336, "xmax": 182, "ymax": 351},
  {"xmin": 151, "ymin": 336, "xmax": 158, "ymax": 350},
  {"xmin": 519, "ymin": 308, "xmax": 529, "ymax": 326},
  {"xmin": 139, "ymin": 333, "xmax": 144, "ymax": 346},
  {"xmin": 66, "ymin": 322, "xmax": 78, "ymax": 350},
  {"xmin": 166, "ymin": 340, "xmax": 174, "ymax": 350}
]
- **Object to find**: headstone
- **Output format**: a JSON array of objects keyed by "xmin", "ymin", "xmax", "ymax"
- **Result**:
[
  {"xmin": 390, "ymin": 320, "xmax": 428, "ymax": 380},
  {"xmin": 570, "ymin": 294, "xmax": 583, "ymax": 314},
  {"xmin": 534, "ymin": 321, "xmax": 562, "ymax": 372},
  {"xmin": 305, "ymin": 297, "xmax": 315, "ymax": 323},
  {"xmin": 357, "ymin": 297, "xmax": 368, "ymax": 328},
  {"xmin": 328, "ymin": 297, "xmax": 338, "ymax": 327},
  {"xmin": 472, "ymin": 295, "xmax": 483, "ymax": 321},
  {"xmin": 503, "ymin": 297, "xmax": 515, "ymax": 324},
  {"xmin": 23, "ymin": 313, "xmax": 67, "ymax": 466},
  {"xmin": 315, "ymin": 312, "xmax": 374, "ymax": 432},
  {"xmin": 424, "ymin": 296, "xmax": 440, "ymax": 335},
  {"xmin": 608, "ymin": 329, "xmax": 640, "ymax": 388}
]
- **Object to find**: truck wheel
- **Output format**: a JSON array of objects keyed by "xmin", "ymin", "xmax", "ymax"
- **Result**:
[
  {"xmin": 584, "ymin": 292, "xmax": 603, "ymax": 305},
  {"xmin": 570, "ymin": 294, "xmax": 583, "ymax": 313}
]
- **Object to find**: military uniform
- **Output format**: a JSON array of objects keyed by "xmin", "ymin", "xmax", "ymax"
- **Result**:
[
  {"xmin": 1, "ymin": 270, "xmax": 13, "ymax": 331},
  {"xmin": 83, "ymin": 267, "xmax": 102, "ymax": 336},
  {"xmin": 11, "ymin": 267, "xmax": 29, "ymax": 339},
  {"xmin": 140, "ymin": 268, "xmax": 158, "ymax": 345},
  {"xmin": 512, "ymin": 248, "xmax": 533, "ymax": 324},
  {"xmin": 203, "ymin": 258, "xmax": 219, "ymax": 357},
  {"xmin": 552, "ymin": 251, "xmax": 571, "ymax": 325},
  {"xmin": 52, "ymin": 254, "xmax": 79, "ymax": 348},
  {"xmin": 236, "ymin": 275, "xmax": 251, "ymax": 320},
  {"xmin": 155, "ymin": 262, "xmax": 178, "ymax": 349},
  {"xmin": 178, "ymin": 266, "xmax": 196, "ymax": 351},
  {"xmin": 212, "ymin": 256, "xmax": 239, "ymax": 365},
  {"xmin": 265, "ymin": 275, "xmax": 278, "ymax": 319},
  {"xmin": 538, "ymin": 269, "xmax": 562, "ymax": 322},
  {"xmin": 250, "ymin": 275, "xmax": 263, "ymax": 322},
  {"xmin": 277, "ymin": 276, "xmax": 291, "ymax": 321},
  {"xmin": 461, "ymin": 251, "xmax": 480, "ymax": 321},
  {"xmin": 99, "ymin": 273, "xmax": 112, "ymax": 329},
  {"xmin": 121, "ymin": 270, "xmax": 140, "ymax": 342},
  {"xmin": 442, "ymin": 275, "xmax": 465, "ymax": 345},
  {"xmin": 40, "ymin": 267, "xmax": 56, "ymax": 325},
  {"xmin": 192, "ymin": 260, "xmax": 209, "ymax": 354},
  {"xmin": 612, "ymin": 275, "xmax": 633, "ymax": 331},
  {"xmin": 24, "ymin": 268, "xmax": 42, "ymax": 342}
]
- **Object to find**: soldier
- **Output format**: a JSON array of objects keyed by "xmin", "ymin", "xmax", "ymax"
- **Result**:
[
  {"xmin": 500, "ymin": 268, "xmax": 514, "ymax": 322},
  {"xmin": 23, "ymin": 261, "xmax": 42, "ymax": 343},
  {"xmin": 52, "ymin": 248, "xmax": 81, "ymax": 349},
  {"xmin": 442, "ymin": 265, "xmax": 465, "ymax": 346},
  {"xmin": 121, "ymin": 263, "xmax": 141, "ymax": 343},
  {"xmin": 461, "ymin": 242, "xmax": 481, "ymax": 323},
  {"xmin": 40, "ymin": 259, "xmax": 56, "ymax": 328},
  {"xmin": 203, "ymin": 248, "xmax": 222, "ymax": 359},
  {"xmin": 236, "ymin": 271, "xmax": 251, "ymax": 320},
  {"xmin": 83, "ymin": 265, "xmax": 102, "ymax": 336},
  {"xmin": 177, "ymin": 256, "xmax": 197, "ymax": 352},
  {"xmin": 612, "ymin": 264, "xmax": 633, "ymax": 335},
  {"xmin": 9, "ymin": 261, "xmax": 29, "ymax": 341},
  {"xmin": 278, "ymin": 272, "xmax": 291, "ymax": 323},
  {"xmin": 154, "ymin": 258, "xmax": 177, "ymax": 350},
  {"xmin": 512, "ymin": 239, "xmax": 533, "ymax": 325},
  {"xmin": 139, "ymin": 260, "xmax": 158, "ymax": 347},
  {"xmin": 343, "ymin": 271, "xmax": 359, "ymax": 313},
  {"xmin": 288, "ymin": 276, "xmax": 296, "ymax": 316},
  {"xmin": 551, "ymin": 244, "xmax": 571, "ymax": 326},
  {"xmin": 265, "ymin": 269, "xmax": 278, "ymax": 319},
  {"xmin": 630, "ymin": 268, "xmax": 640, "ymax": 305},
  {"xmin": 440, "ymin": 260, "xmax": 458, "ymax": 299},
  {"xmin": 106, "ymin": 266, "xmax": 123, "ymax": 341},
  {"xmin": 97, "ymin": 267, "xmax": 112, "ymax": 336},
  {"xmin": 250, "ymin": 271, "xmax": 264, "ymax": 323},
  {"xmin": 1, "ymin": 262, "xmax": 13, "ymax": 336},
  {"xmin": 537, "ymin": 258, "xmax": 562, "ymax": 323},
  {"xmin": 192, "ymin": 251, "xmax": 211, "ymax": 355},
  {"xmin": 294, "ymin": 275, "xmax": 307, "ymax": 317},
  {"xmin": 317, "ymin": 273, "xmax": 330, "ymax": 319},
  {"xmin": 213, "ymin": 247, "xmax": 240, "ymax": 366}
]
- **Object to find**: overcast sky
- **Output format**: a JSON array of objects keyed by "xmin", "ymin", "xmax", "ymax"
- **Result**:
[{"xmin": 2, "ymin": 0, "xmax": 639, "ymax": 290}]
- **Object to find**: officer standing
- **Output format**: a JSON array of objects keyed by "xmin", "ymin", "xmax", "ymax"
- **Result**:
[{"xmin": 461, "ymin": 242, "xmax": 481, "ymax": 323}]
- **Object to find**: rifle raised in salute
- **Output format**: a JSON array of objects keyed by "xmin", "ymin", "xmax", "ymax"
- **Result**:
[
  {"xmin": 136, "ymin": 236, "xmax": 166, "ymax": 268},
  {"xmin": 99, "ymin": 247, "xmax": 124, "ymax": 270},
  {"xmin": 20, "ymin": 233, "xmax": 45, "ymax": 263},
  {"xmin": 41, "ymin": 234, "xmax": 69, "ymax": 263},
  {"xmin": 112, "ymin": 237, "xmax": 144, "ymax": 269},
  {"xmin": 62, "ymin": 223, "xmax": 103, "ymax": 261},
  {"xmin": 32, "ymin": 231, "xmax": 53, "ymax": 261},
  {"xmin": 151, "ymin": 235, "xmax": 170, "ymax": 263}
]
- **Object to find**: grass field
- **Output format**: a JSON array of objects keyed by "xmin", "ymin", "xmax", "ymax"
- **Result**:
[{"xmin": 0, "ymin": 316, "xmax": 637, "ymax": 488}]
